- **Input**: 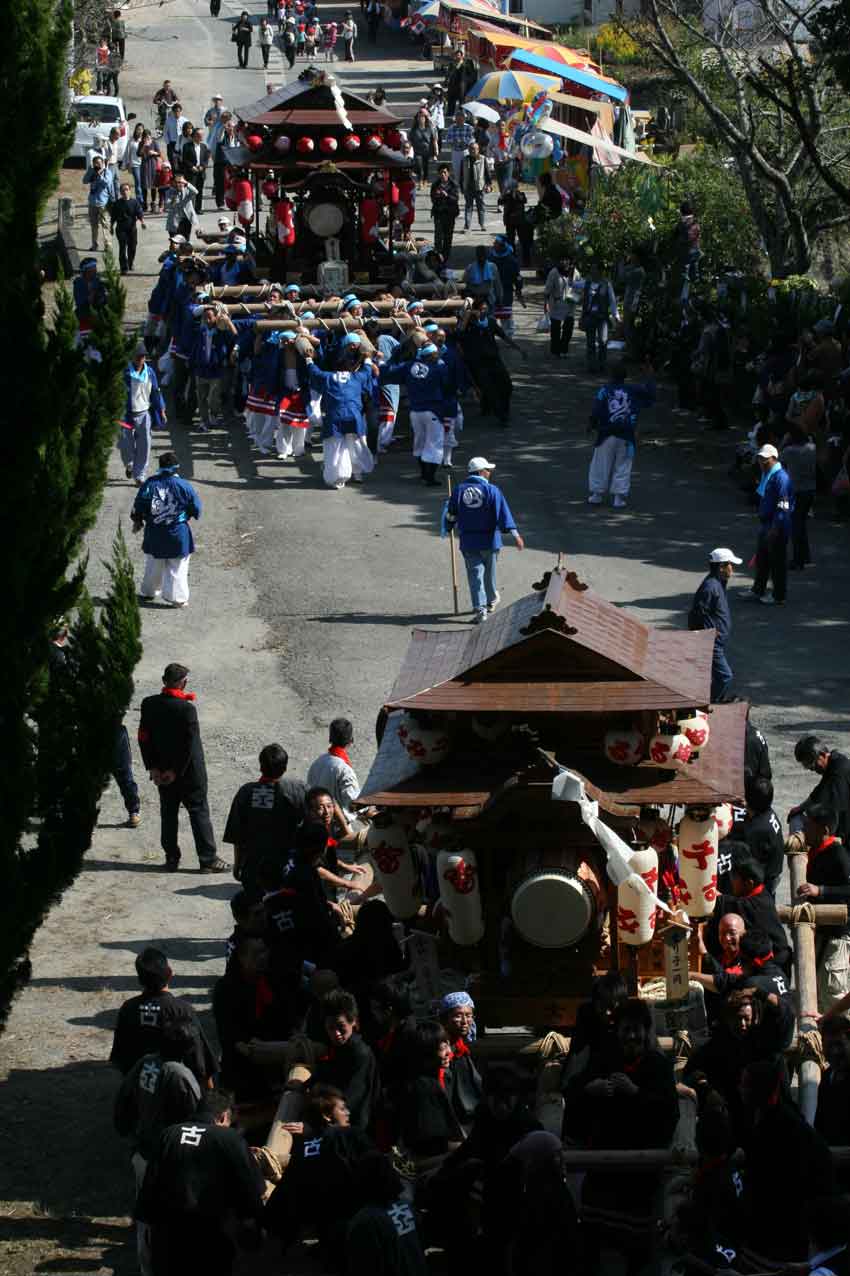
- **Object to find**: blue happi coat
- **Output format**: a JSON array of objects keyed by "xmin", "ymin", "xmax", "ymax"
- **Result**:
[
  {"xmin": 308, "ymin": 363, "xmax": 377, "ymax": 437},
  {"xmin": 379, "ymin": 355, "xmax": 449, "ymax": 417},
  {"xmin": 591, "ymin": 379, "xmax": 656, "ymax": 446},
  {"xmin": 132, "ymin": 466, "xmax": 201, "ymax": 558}
]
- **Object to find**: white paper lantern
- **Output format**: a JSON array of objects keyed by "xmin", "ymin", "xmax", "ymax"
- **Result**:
[
  {"xmin": 397, "ymin": 714, "xmax": 453, "ymax": 766},
  {"xmin": 712, "ymin": 803, "xmax": 734, "ymax": 840},
  {"xmin": 677, "ymin": 812, "xmax": 719, "ymax": 918},
  {"xmin": 679, "ymin": 713, "xmax": 711, "ymax": 752},
  {"xmin": 367, "ymin": 821, "xmax": 421, "ymax": 919},
  {"xmin": 604, "ymin": 728, "xmax": 645, "ymax": 767},
  {"xmin": 617, "ymin": 848, "xmax": 659, "ymax": 946},
  {"xmin": 648, "ymin": 732, "xmax": 692, "ymax": 771},
  {"xmin": 437, "ymin": 849, "xmax": 484, "ymax": 945}
]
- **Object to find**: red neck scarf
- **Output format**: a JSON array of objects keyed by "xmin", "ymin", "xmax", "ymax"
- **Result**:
[
  {"xmin": 329, "ymin": 745, "xmax": 352, "ymax": 766},
  {"xmin": 723, "ymin": 959, "xmax": 744, "ymax": 976},
  {"xmin": 808, "ymin": 835, "xmax": 837, "ymax": 869},
  {"xmin": 451, "ymin": 1038, "xmax": 470, "ymax": 1060},
  {"xmin": 162, "ymin": 687, "xmax": 196, "ymax": 701},
  {"xmin": 438, "ymin": 1066, "xmax": 447, "ymax": 1090},
  {"xmin": 745, "ymin": 884, "xmax": 764, "ymax": 898},
  {"xmin": 751, "ymin": 951, "xmax": 775, "ymax": 968}
]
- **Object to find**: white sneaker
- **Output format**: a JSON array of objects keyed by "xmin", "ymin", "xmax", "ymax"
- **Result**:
[
  {"xmin": 613, "ymin": 495, "xmax": 627, "ymax": 508},
  {"xmin": 587, "ymin": 493, "xmax": 603, "ymax": 505},
  {"xmin": 487, "ymin": 592, "xmax": 501, "ymax": 613},
  {"xmin": 471, "ymin": 610, "xmax": 487, "ymax": 624}
]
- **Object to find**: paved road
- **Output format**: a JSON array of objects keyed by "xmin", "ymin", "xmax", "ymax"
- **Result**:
[{"xmin": 3, "ymin": 4, "xmax": 849, "ymax": 1271}]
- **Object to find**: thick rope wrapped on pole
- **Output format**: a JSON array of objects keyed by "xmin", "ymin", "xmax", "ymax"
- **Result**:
[
  {"xmin": 214, "ymin": 298, "xmax": 469, "ymax": 316},
  {"xmin": 252, "ymin": 316, "xmax": 459, "ymax": 332},
  {"xmin": 205, "ymin": 282, "xmax": 470, "ymax": 300}
]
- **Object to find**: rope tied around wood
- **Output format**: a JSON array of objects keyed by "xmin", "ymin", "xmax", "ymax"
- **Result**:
[{"xmin": 790, "ymin": 901, "xmax": 818, "ymax": 927}]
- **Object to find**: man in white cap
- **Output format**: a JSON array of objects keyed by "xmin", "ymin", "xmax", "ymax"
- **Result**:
[
  {"xmin": 747, "ymin": 443, "xmax": 794, "ymax": 605},
  {"xmin": 445, "ymin": 457, "xmax": 524, "ymax": 623},
  {"xmin": 204, "ymin": 94, "xmax": 226, "ymax": 150},
  {"xmin": 688, "ymin": 547, "xmax": 742, "ymax": 702}
]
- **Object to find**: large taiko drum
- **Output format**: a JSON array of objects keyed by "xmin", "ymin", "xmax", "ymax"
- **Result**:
[{"xmin": 509, "ymin": 848, "xmax": 601, "ymax": 949}]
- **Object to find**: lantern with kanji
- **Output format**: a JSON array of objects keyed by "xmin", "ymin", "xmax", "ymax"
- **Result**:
[
  {"xmin": 677, "ymin": 810, "xmax": 719, "ymax": 917},
  {"xmin": 712, "ymin": 803, "xmax": 734, "ymax": 840},
  {"xmin": 245, "ymin": 133, "xmax": 264, "ymax": 152},
  {"xmin": 678, "ymin": 711, "xmax": 710, "ymax": 754},
  {"xmin": 319, "ymin": 135, "xmax": 338, "ymax": 154},
  {"xmin": 604, "ymin": 728, "xmax": 644, "ymax": 767},
  {"xmin": 397, "ymin": 713, "xmax": 453, "ymax": 766},
  {"xmin": 274, "ymin": 134, "xmax": 292, "ymax": 154},
  {"xmin": 617, "ymin": 848, "xmax": 658, "ymax": 946},
  {"xmin": 275, "ymin": 195, "xmax": 295, "ymax": 247},
  {"xmin": 343, "ymin": 133, "xmax": 361, "ymax": 152},
  {"xmin": 648, "ymin": 730, "xmax": 692, "ymax": 771},
  {"xmin": 437, "ymin": 849, "xmax": 484, "ymax": 945},
  {"xmin": 296, "ymin": 135, "xmax": 315, "ymax": 155},
  {"xmin": 367, "ymin": 819, "xmax": 421, "ymax": 919}
]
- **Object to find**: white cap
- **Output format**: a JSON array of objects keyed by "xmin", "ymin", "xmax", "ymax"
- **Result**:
[
  {"xmin": 212, "ymin": 92, "xmax": 223, "ymax": 100},
  {"xmin": 709, "ymin": 547, "xmax": 742, "ymax": 565},
  {"xmin": 468, "ymin": 456, "xmax": 495, "ymax": 473},
  {"xmin": 217, "ymin": 215, "xmax": 232, "ymax": 228},
  {"xmin": 169, "ymin": 234, "xmax": 187, "ymax": 244},
  {"xmin": 757, "ymin": 443, "xmax": 779, "ymax": 459}
]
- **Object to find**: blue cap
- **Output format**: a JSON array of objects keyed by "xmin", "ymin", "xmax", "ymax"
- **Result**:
[
  {"xmin": 342, "ymin": 292, "xmax": 358, "ymax": 304},
  {"xmin": 80, "ymin": 257, "xmax": 97, "ymax": 271},
  {"xmin": 341, "ymin": 332, "xmax": 362, "ymax": 348},
  {"xmin": 423, "ymin": 322, "xmax": 439, "ymax": 332},
  {"xmin": 419, "ymin": 342, "xmax": 438, "ymax": 356},
  {"xmin": 407, "ymin": 299, "xmax": 424, "ymax": 312},
  {"xmin": 284, "ymin": 282, "xmax": 301, "ymax": 293},
  {"xmin": 300, "ymin": 310, "xmax": 315, "ymax": 319},
  {"xmin": 343, "ymin": 297, "xmax": 362, "ymax": 311}
]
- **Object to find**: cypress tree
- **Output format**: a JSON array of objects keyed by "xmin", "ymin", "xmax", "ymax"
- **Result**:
[{"xmin": 0, "ymin": 0, "xmax": 141, "ymax": 999}]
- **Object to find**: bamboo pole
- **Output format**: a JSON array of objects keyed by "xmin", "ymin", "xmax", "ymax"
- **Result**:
[
  {"xmin": 777, "ymin": 903, "xmax": 847, "ymax": 926},
  {"xmin": 206, "ymin": 283, "xmax": 470, "ymax": 300},
  {"xmin": 253, "ymin": 317, "xmax": 459, "ymax": 331},
  {"xmin": 216, "ymin": 298, "xmax": 468, "ymax": 315},
  {"xmin": 446, "ymin": 475, "xmax": 459, "ymax": 616},
  {"xmin": 786, "ymin": 847, "xmax": 823, "ymax": 1125}
]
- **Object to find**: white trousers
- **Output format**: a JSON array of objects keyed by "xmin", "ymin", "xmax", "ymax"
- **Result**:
[
  {"xmin": 141, "ymin": 554, "xmax": 191, "ymax": 604},
  {"xmin": 253, "ymin": 412, "xmax": 279, "ymax": 454},
  {"xmin": 588, "ymin": 435, "xmax": 634, "ymax": 497},
  {"xmin": 410, "ymin": 410, "xmax": 444, "ymax": 464},
  {"xmin": 323, "ymin": 435, "xmax": 374, "ymax": 487},
  {"xmin": 275, "ymin": 422, "xmax": 307, "ymax": 458}
]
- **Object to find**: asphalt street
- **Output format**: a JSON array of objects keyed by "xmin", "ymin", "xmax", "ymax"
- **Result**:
[{"xmin": 2, "ymin": 4, "xmax": 849, "ymax": 1270}]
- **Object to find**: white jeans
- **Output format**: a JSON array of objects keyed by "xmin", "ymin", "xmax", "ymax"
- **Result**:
[
  {"xmin": 323, "ymin": 435, "xmax": 374, "ymax": 487},
  {"xmin": 250, "ymin": 411, "xmax": 278, "ymax": 453},
  {"xmin": 275, "ymin": 422, "xmax": 307, "ymax": 458},
  {"xmin": 410, "ymin": 410, "xmax": 445, "ymax": 464},
  {"xmin": 588, "ymin": 435, "xmax": 634, "ymax": 497},
  {"xmin": 141, "ymin": 554, "xmax": 191, "ymax": 604}
]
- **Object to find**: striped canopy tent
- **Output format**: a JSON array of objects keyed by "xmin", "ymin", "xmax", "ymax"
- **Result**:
[
  {"xmin": 465, "ymin": 67, "xmax": 561, "ymax": 103},
  {"xmin": 506, "ymin": 47, "xmax": 628, "ymax": 102}
]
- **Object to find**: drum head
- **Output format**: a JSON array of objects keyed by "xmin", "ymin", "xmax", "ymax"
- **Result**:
[
  {"xmin": 307, "ymin": 201, "xmax": 345, "ymax": 237},
  {"xmin": 511, "ymin": 872, "xmax": 592, "ymax": 948}
]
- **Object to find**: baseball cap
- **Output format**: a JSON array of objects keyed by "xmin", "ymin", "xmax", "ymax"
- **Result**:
[
  {"xmin": 709, "ymin": 547, "xmax": 743, "ymax": 565},
  {"xmin": 285, "ymin": 282, "xmax": 301, "ymax": 294},
  {"xmin": 217, "ymin": 215, "xmax": 232, "ymax": 228},
  {"xmin": 757, "ymin": 444, "xmax": 779, "ymax": 459},
  {"xmin": 169, "ymin": 234, "xmax": 187, "ymax": 244},
  {"xmin": 468, "ymin": 456, "xmax": 495, "ymax": 473},
  {"xmin": 213, "ymin": 92, "xmax": 223, "ymax": 100}
]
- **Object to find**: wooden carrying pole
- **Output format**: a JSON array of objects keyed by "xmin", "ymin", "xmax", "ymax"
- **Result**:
[
  {"xmin": 216, "ymin": 299, "xmax": 468, "ymax": 315},
  {"xmin": 253, "ymin": 317, "xmax": 459, "ymax": 332},
  {"xmin": 206, "ymin": 283, "xmax": 469, "ymax": 300},
  {"xmin": 446, "ymin": 475, "xmax": 459, "ymax": 616},
  {"xmin": 779, "ymin": 851, "xmax": 845, "ymax": 1124}
]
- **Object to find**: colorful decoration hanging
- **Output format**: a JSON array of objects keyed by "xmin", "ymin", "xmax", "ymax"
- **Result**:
[
  {"xmin": 603, "ymin": 728, "xmax": 644, "ymax": 767},
  {"xmin": 677, "ymin": 811, "xmax": 719, "ymax": 917},
  {"xmin": 296, "ymin": 136, "xmax": 315, "ymax": 154},
  {"xmin": 245, "ymin": 133, "xmax": 263, "ymax": 152},
  {"xmin": 679, "ymin": 712, "xmax": 711, "ymax": 752},
  {"xmin": 274, "ymin": 195, "xmax": 295, "ymax": 247},
  {"xmin": 319, "ymin": 136, "xmax": 338, "ymax": 154},
  {"xmin": 366, "ymin": 820, "xmax": 421, "ymax": 919},
  {"xmin": 712, "ymin": 803, "xmax": 734, "ymax": 840},
  {"xmin": 397, "ymin": 713, "xmax": 452, "ymax": 766},
  {"xmin": 273, "ymin": 134, "xmax": 292, "ymax": 154},
  {"xmin": 366, "ymin": 133, "xmax": 383, "ymax": 150},
  {"xmin": 617, "ymin": 848, "xmax": 658, "ymax": 946},
  {"xmin": 343, "ymin": 133, "xmax": 361, "ymax": 152},
  {"xmin": 261, "ymin": 178, "xmax": 278, "ymax": 199},
  {"xmin": 233, "ymin": 174, "xmax": 254, "ymax": 228},
  {"xmin": 648, "ymin": 731, "xmax": 692, "ymax": 771},
  {"xmin": 437, "ymin": 849, "xmax": 484, "ymax": 945}
]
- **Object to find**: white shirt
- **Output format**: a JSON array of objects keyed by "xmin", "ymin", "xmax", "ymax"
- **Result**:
[
  {"xmin": 306, "ymin": 751, "xmax": 360, "ymax": 820},
  {"xmin": 129, "ymin": 365, "xmax": 153, "ymax": 413}
]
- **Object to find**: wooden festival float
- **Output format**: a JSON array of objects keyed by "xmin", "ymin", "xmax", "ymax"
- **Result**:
[
  {"xmin": 225, "ymin": 74, "xmax": 416, "ymax": 286},
  {"xmin": 355, "ymin": 562, "xmax": 749, "ymax": 1033}
]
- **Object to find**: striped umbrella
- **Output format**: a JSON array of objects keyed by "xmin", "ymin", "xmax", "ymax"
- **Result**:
[{"xmin": 464, "ymin": 68, "xmax": 561, "ymax": 104}]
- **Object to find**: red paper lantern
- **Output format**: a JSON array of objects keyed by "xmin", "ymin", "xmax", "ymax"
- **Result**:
[
  {"xmin": 273, "ymin": 134, "xmax": 292, "ymax": 154},
  {"xmin": 296, "ymin": 136, "xmax": 315, "ymax": 154},
  {"xmin": 245, "ymin": 133, "xmax": 263, "ymax": 152},
  {"xmin": 319, "ymin": 136, "xmax": 338, "ymax": 154},
  {"xmin": 343, "ymin": 133, "xmax": 360, "ymax": 152},
  {"xmin": 366, "ymin": 133, "xmax": 382, "ymax": 150},
  {"xmin": 261, "ymin": 178, "xmax": 278, "ymax": 199}
]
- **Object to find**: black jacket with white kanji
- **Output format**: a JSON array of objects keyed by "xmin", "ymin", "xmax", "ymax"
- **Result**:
[{"xmin": 110, "ymin": 990, "xmax": 216, "ymax": 1081}]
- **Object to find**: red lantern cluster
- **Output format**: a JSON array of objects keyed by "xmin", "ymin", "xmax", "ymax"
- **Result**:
[
  {"xmin": 366, "ymin": 133, "xmax": 382, "ymax": 150},
  {"xmin": 245, "ymin": 133, "xmax": 263, "ymax": 152},
  {"xmin": 319, "ymin": 136, "xmax": 338, "ymax": 154},
  {"xmin": 296, "ymin": 136, "xmax": 315, "ymax": 154}
]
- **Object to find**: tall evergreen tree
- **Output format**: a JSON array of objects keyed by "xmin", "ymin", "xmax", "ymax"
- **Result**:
[{"xmin": 0, "ymin": 0, "xmax": 141, "ymax": 999}]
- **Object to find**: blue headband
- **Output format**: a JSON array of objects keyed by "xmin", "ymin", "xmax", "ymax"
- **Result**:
[
  {"xmin": 343, "ymin": 298, "xmax": 361, "ymax": 311},
  {"xmin": 407, "ymin": 300, "xmax": 424, "ymax": 312},
  {"xmin": 423, "ymin": 322, "xmax": 439, "ymax": 332},
  {"xmin": 419, "ymin": 342, "xmax": 438, "ymax": 356},
  {"xmin": 300, "ymin": 310, "xmax": 315, "ymax": 319},
  {"xmin": 341, "ymin": 332, "xmax": 361, "ymax": 347},
  {"xmin": 285, "ymin": 284, "xmax": 301, "ymax": 294}
]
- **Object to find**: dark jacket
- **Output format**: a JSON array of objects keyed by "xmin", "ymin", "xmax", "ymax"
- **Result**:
[
  {"xmin": 114, "ymin": 1053, "xmax": 202, "ymax": 1159},
  {"xmin": 138, "ymin": 690, "xmax": 207, "ymax": 787},
  {"xmin": 310, "ymin": 1034, "xmax": 379, "ymax": 1131},
  {"xmin": 136, "ymin": 1114, "xmax": 264, "ymax": 1224},
  {"xmin": 689, "ymin": 571, "xmax": 731, "ymax": 645},
  {"xmin": 213, "ymin": 965, "xmax": 295, "ymax": 1099},
  {"xmin": 222, "ymin": 777, "xmax": 306, "ymax": 863},
  {"xmin": 806, "ymin": 836, "xmax": 850, "ymax": 937},
  {"xmin": 742, "ymin": 1101, "xmax": 834, "ymax": 1260},
  {"xmin": 181, "ymin": 140, "xmax": 210, "ymax": 181},
  {"xmin": 110, "ymin": 989, "xmax": 216, "ymax": 1079},
  {"xmin": 745, "ymin": 719, "xmax": 772, "ymax": 782},
  {"xmin": 430, "ymin": 176, "xmax": 459, "ymax": 218},
  {"xmin": 705, "ymin": 887, "xmax": 791, "ymax": 973},
  {"xmin": 801, "ymin": 751, "xmax": 850, "ymax": 843},
  {"xmin": 110, "ymin": 195, "xmax": 145, "ymax": 234},
  {"xmin": 741, "ymin": 807, "xmax": 785, "ymax": 895},
  {"xmin": 398, "ymin": 1075, "xmax": 462, "ymax": 1156}
]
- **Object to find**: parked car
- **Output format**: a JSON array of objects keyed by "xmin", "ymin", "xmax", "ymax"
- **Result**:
[{"xmin": 67, "ymin": 95, "xmax": 135, "ymax": 162}]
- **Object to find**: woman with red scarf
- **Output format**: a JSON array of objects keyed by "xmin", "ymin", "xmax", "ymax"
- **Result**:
[{"xmin": 439, "ymin": 991, "xmax": 482, "ymax": 1129}]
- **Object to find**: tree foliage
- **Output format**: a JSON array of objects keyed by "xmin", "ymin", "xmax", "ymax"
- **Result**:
[
  {"xmin": 0, "ymin": 0, "xmax": 141, "ymax": 1005},
  {"xmin": 618, "ymin": 0, "xmax": 850, "ymax": 276}
]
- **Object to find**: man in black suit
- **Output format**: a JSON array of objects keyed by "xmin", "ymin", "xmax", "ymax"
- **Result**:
[
  {"xmin": 138, "ymin": 662, "xmax": 228, "ymax": 872},
  {"xmin": 181, "ymin": 128, "xmax": 210, "ymax": 213}
]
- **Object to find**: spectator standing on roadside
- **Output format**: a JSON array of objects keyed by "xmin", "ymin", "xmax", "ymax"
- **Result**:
[
  {"xmin": 460, "ymin": 141, "xmax": 487, "ymax": 232},
  {"xmin": 166, "ymin": 173, "xmax": 199, "ymax": 240},
  {"xmin": 82, "ymin": 155, "xmax": 114, "ymax": 252},
  {"xmin": 204, "ymin": 93, "xmax": 226, "ymax": 149},
  {"xmin": 138, "ymin": 131, "xmax": 161, "ymax": 214},
  {"xmin": 259, "ymin": 17, "xmax": 274, "ymax": 66},
  {"xmin": 687, "ymin": 547, "xmax": 742, "ymax": 703},
  {"xmin": 341, "ymin": 11, "xmax": 357, "ymax": 60},
  {"xmin": 111, "ymin": 182, "xmax": 146, "ymax": 275},
  {"xmin": 233, "ymin": 11, "xmax": 253, "ymax": 67},
  {"xmin": 137, "ymin": 662, "xmax": 229, "ymax": 873},
  {"xmin": 543, "ymin": 257, "xmax": 576, "ymax": 359},
  {"xmin": 746, "ymin": 443, "xmax": 794, "ymax": 606},
  {"xmin": 430, "ymin": 164, "xmax": 459, "ymax": 261},
  {"xmin": 445, "ymin": 110, "xmax": 474, "ymax": 187},
  {"xmin": 181, "ymin": 128, "xmax": 209, "ymax": 214},
  {"xmin": 110, "ymin": 8, "xmax": 127, "ymax": 58},
  {"xmin": 164, "ymin": 102, "xmax": 184, "ymax": 169},
  {"xmin": 124, "ymin": 121, "xmax": 144, "ymax": 201},
  {"xmin": 105, "ymin": 44, "xmax": 122, "ymax": 96},
  {"xmin": 213, "ymin": 115, "xmax": 238, "ymax": 209}
]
